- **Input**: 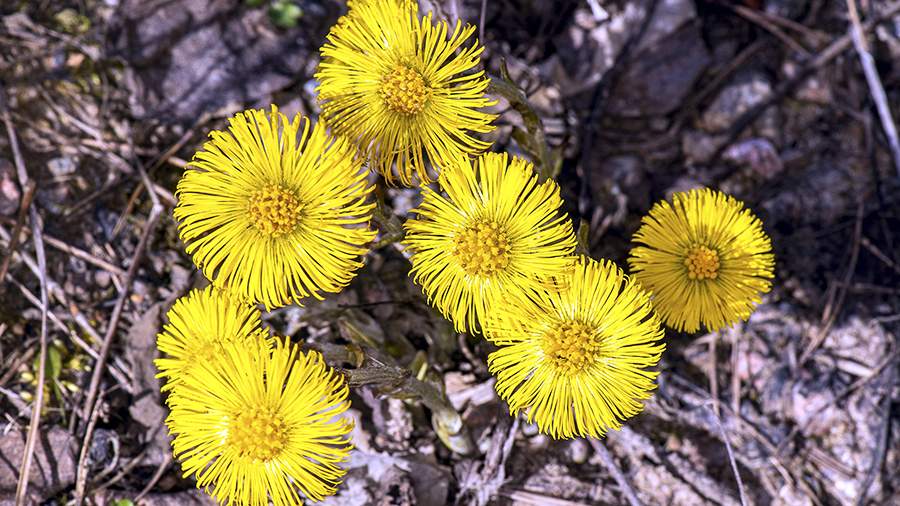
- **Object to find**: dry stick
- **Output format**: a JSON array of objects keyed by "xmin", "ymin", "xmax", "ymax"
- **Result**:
[
  {"xmin": 0, "ymin": 217, "xmax": 126, "ymax": 277},
  {"xmin": 0, "ymin": 347, "xmax": 35, "ymax": 388},
  {"xmin": 710, "ymin": 0, "xmax": 900, "ymax": 165},
  {"xmin": 800, "ymin": 199, "xmax": 863, "ymax": 363},
  {"xmin": 589, "ymin": 438, "xmax": 644, "ymax": 506},
  {"xmin": 111, "ymin": 114, "xmax": 205, "ymax": 238},
  {"xmin": 776, "ymin": 346, "xmax": 900, "ymax": 455},
  {"xmin": 707, "ymin": 403, "xmax": 749, "ymax": 506},
  {"xmin": 731, "ymin": 327, "xmax": 742, "ymax": 417},
  {"xmin": 861, "ymin": 236, "xmax": 900, "ymax": 276},
  {"xmin": 135, "ymin": 453, "xmax": 172, "ymax": 502},
  {"xmin": 3, "ymin": 86, "xmax": 49, "ymax": 506},
  {"xmin": 0, "ymin": 180, "xmax": 35, "ymax": 283},
  {"xmin": 728, "ymin": 2, "xmax": 811, "ymax": 57},
  {"xmin": 847, "ymin": 0, "xmax": 900, "ymax": 177},
  {"xmin": 0, "ymin": 226, "xmax": 133, "ymax": 387},
  {"xmin": 709, "ymin": 332, "xmax": 719, "ymax": 416},
  {"xmin": 478, "ymin": 0, "xmax": 487, "ymax": 43},
  {"xmin": 5, "ymin": 275, "xmax": 130, "ymax": 392},
  {"xmin": 855, "ymin": 362, "xmax": 896, "ymax": 506},
  {"xmin": 73, "ymin": 164, "xmax": 163, "ymax": 506}
]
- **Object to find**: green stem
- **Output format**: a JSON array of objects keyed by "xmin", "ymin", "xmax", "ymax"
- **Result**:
[{"xmin": 487, "ymin": 61, "xmax": 559, "ymax": 181}]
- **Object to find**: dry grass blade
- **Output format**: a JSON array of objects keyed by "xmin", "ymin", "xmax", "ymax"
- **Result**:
[
  {"xmin": 589, "ymin": 438, "xmax": 644, "ymax": 506},
  {"xmin": 73, "ymin": 162, "xmax": 164, "ymax": 505},
  {"xmin": 0, "ymin": 179, "xmax": 35, "ymax": 283},
  {"xmin": 846, "ymin": 0, "xmax": 900, "ymax": 177},
  {"xmin": 707, "ymin": 403, "xmax": 749, "ymax": 506},
  {"xmin": 2, "ymin": 85, "xmax": 50, "ymax": 506}
]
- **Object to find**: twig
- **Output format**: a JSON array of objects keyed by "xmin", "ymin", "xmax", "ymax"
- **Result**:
[
  {"xmin": 75, "ymin": 389, "xmax": 104, "ymax": 504},
  {"xmin": 730, "ymin": 327, "xmax": 742, "ymax": 416},
  {"xmin": 724, "ymin": 2, "xmax": 811, "ymax": 57},
  {"xmin": 854, "ymin": 362, "xmax": 896, "ymax": 506},
  {"xmin": 0, "ymin": 216, "xmax": 126, "ymax": 277},
  {"xmin": 707, "ymin": 403, "xmax": 749, "ymax": 506},
  {"xmin": 710, "ymin": 0, "xmax": 900, "ymax": 165},
  {"xmin": 2, "ymin": 84, "xmax": 49, "ymax": 506},
  {"xmin": 0, "ymin": 180, "xmax": 35, "ymax": 283},
  {"xmin": 0, "ymin": 228, "xmax": 133, "ymax": 387},
  {"xmin": 589, "ymin": 438, "xmax": 644, "ymax": 506},
  {"xmin": 709, "ymin": 331, "xmax": 719, "ymax": 416},
  {"xmin": 860, "ymin": 236, "xmax": 900, "ymax": 276},
  {"xmin": 112, "ymin": 115, "xmax": 206, "ymax": 238},
  {"xmin": 800, "ymin": 198, "xmax": 863, "ymax": 363},
  {"xmin": 0, "ymin": 346, "xmax": 35, "ymax": 388},
  {"xmin": 74, "ymin": 164, "xmax": 163, "ymax": 505},
  {"xmin": 479, "ymin": 0, "xmax": 487, "ymax": 42},
  {"xmin": 135, "ymin": 453, "xmax": 172, "ymax": 501},
  {"xmin": 777, "ymin": 347, "xmax": 899, "ymax": 456},
  {"xmin": 847, "ymin": 0, "xmax": 900, "ymax": 177}
]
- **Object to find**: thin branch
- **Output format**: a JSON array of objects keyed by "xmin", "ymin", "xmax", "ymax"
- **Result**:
[
  {"xmin": 708, "ymin": 403, "xmax": 749, "ymax": 506},
  {"xmin": 2, "ymin": 84, "xmax": 49, "ymax": 506},
  {"xmin": 0, "ymin": 180, "xmax": 35, "ymax": 283},
  {"xmin": 0, "ymin": 216, "xmax": 126, "ymax": 278},
  {"xmin": 800, "ymin": 198, "xmax": 863, "ymax": 363},
  {"xmin": 847, "ymin": 0, "xmax": 900, "ymax": 177},
  {"xmin": 854, "ymin": 362, "xmax": 896, "ymax": 506},
  {"xmin": 73, "ymin": 164, "xmax": 163, "ymax": 505},
  {"xmin": 589, "ymin": 438, "xmax": 644, "ymax": 506},
  {"xmin": 0, "ymin": 227, "xmax": 133, "ymax": 387},
  {"xmin": 479, "ymin": 0, "xmax": 487, "ymax": 43},
  {"xmin": 711, "ymin": 0, "xmax": 900, "ymax": 165}
]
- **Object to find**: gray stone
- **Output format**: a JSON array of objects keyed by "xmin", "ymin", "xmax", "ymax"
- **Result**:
[
  {"xmin": 605, "ymin": 21, "xmax": 710, "ymax": 117},
  {"xmin": 0, "ymin": 427, "xmax": 78, "ymax": 501},
  {"xmin": 47, "ymin": 156, "xmax": 77, "ymax": 177},
  {"xmin": 108, "ymin": 0, "xmax": 342, "ymax": 123},
  {"xmin": 723, "ymin": 138, "xmax": 784, "ymax": 179},
  {"xmin": 700, "ymin": 71, "xmax": 772, "ymax": 133}
]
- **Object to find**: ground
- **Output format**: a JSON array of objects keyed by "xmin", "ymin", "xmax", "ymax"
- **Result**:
[{"xmin": 0, "ymin": 0, "xmax": 899, "ymax": 505}]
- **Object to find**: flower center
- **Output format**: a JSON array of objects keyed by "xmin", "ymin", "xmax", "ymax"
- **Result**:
[
  {"xmin": 190, "ymin": 339, "xmax": 225, "ymax": 365},
  {"xmin": 228, "ymin": 405, "xmax": 288, "ymax": 462},
  {"xmin": 542, "ymin": 320, "xmax": 602, "ymax": 375},
  {"xmin": 380, "ymin": 64, "xmax": 429, "ymax": 115},
  {"xmin": 684, "ymin": 245, "xmax": 720, "ymax": 280},
  {"xmin": 247, "ymin": 184, "xmax": 302, "ymax": 237},
  {"xmin": 453, "ymin": 220, "xmax": 511, "ymax": 277}
]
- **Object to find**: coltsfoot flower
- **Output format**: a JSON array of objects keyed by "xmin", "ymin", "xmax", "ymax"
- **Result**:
[
  {"xmin": 155, "ymin": 285, "xmax": 270, "ymax": 393},
  {"xmin": 175, "ymin": 106, "xmax": 375, "ymax": 309},
  {"xmin": 316, "ymin": 0, "xmax": 496, "ymax": 185},
  {"xmin": 485, "ymin": 257, "xmax": 665, "ymax": 439},
  {"xmin": 166, "ymin": 339, "xmax": 353, "ymax": 506},
  {"xmin": 403, "ymin": 152, "xmax": 576, "ymax": 333},
  {"xmin": 628, "ymin": 188, "xmax": 775, "ymax": 333}
]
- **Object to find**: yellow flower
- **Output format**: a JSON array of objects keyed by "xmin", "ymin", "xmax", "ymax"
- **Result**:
[
  {"xmin": 628, "ymin": 188, "xmax": 775, "ymax": 333},
  {"xmin": 315, "ymin": 0, "xmax": 496, "ymax": 185},
  {"xmin": 166, "ymin": 338, "xmax": 353, "ymax": 506},
  {"xmin": 175, "ymin": 106, "xmax": 376, "ymax": 309},
  {"xmin": 155, "ymin": 285, "xmax": 270, "ymax": 393},
  {"xmin": 485, "ymin": 257, "xmax": 665, "ymax": 439},
  {"xmin": 403, "ymin": 152, "xmax": 576, "ymax": 333}
]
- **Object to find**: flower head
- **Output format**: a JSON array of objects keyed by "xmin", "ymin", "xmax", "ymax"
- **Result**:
[
  {"xmin": 155, "ymin": 286, "xmax": 270, "ymax": 393},
  {"xmin": 316, "ymin": 0, "xmax": 497, "ymax": 185},
  {"xmin": 628, "ymin": 188, "xmax": 775, "ymax": 333},
  {"xmin": 485, "ymin": 257, "xmax": 665, "ymax": 439},
  {"xmin": 175, "ymin": 106, "xmax": 375, "ymax": 309},
  {"xmin": 166, "ymin": 339, "xmax": 353, "ymax": 505},
  {"xmin": 403, "ymin": 152, "xmax": 576, "ymax": 333}
]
